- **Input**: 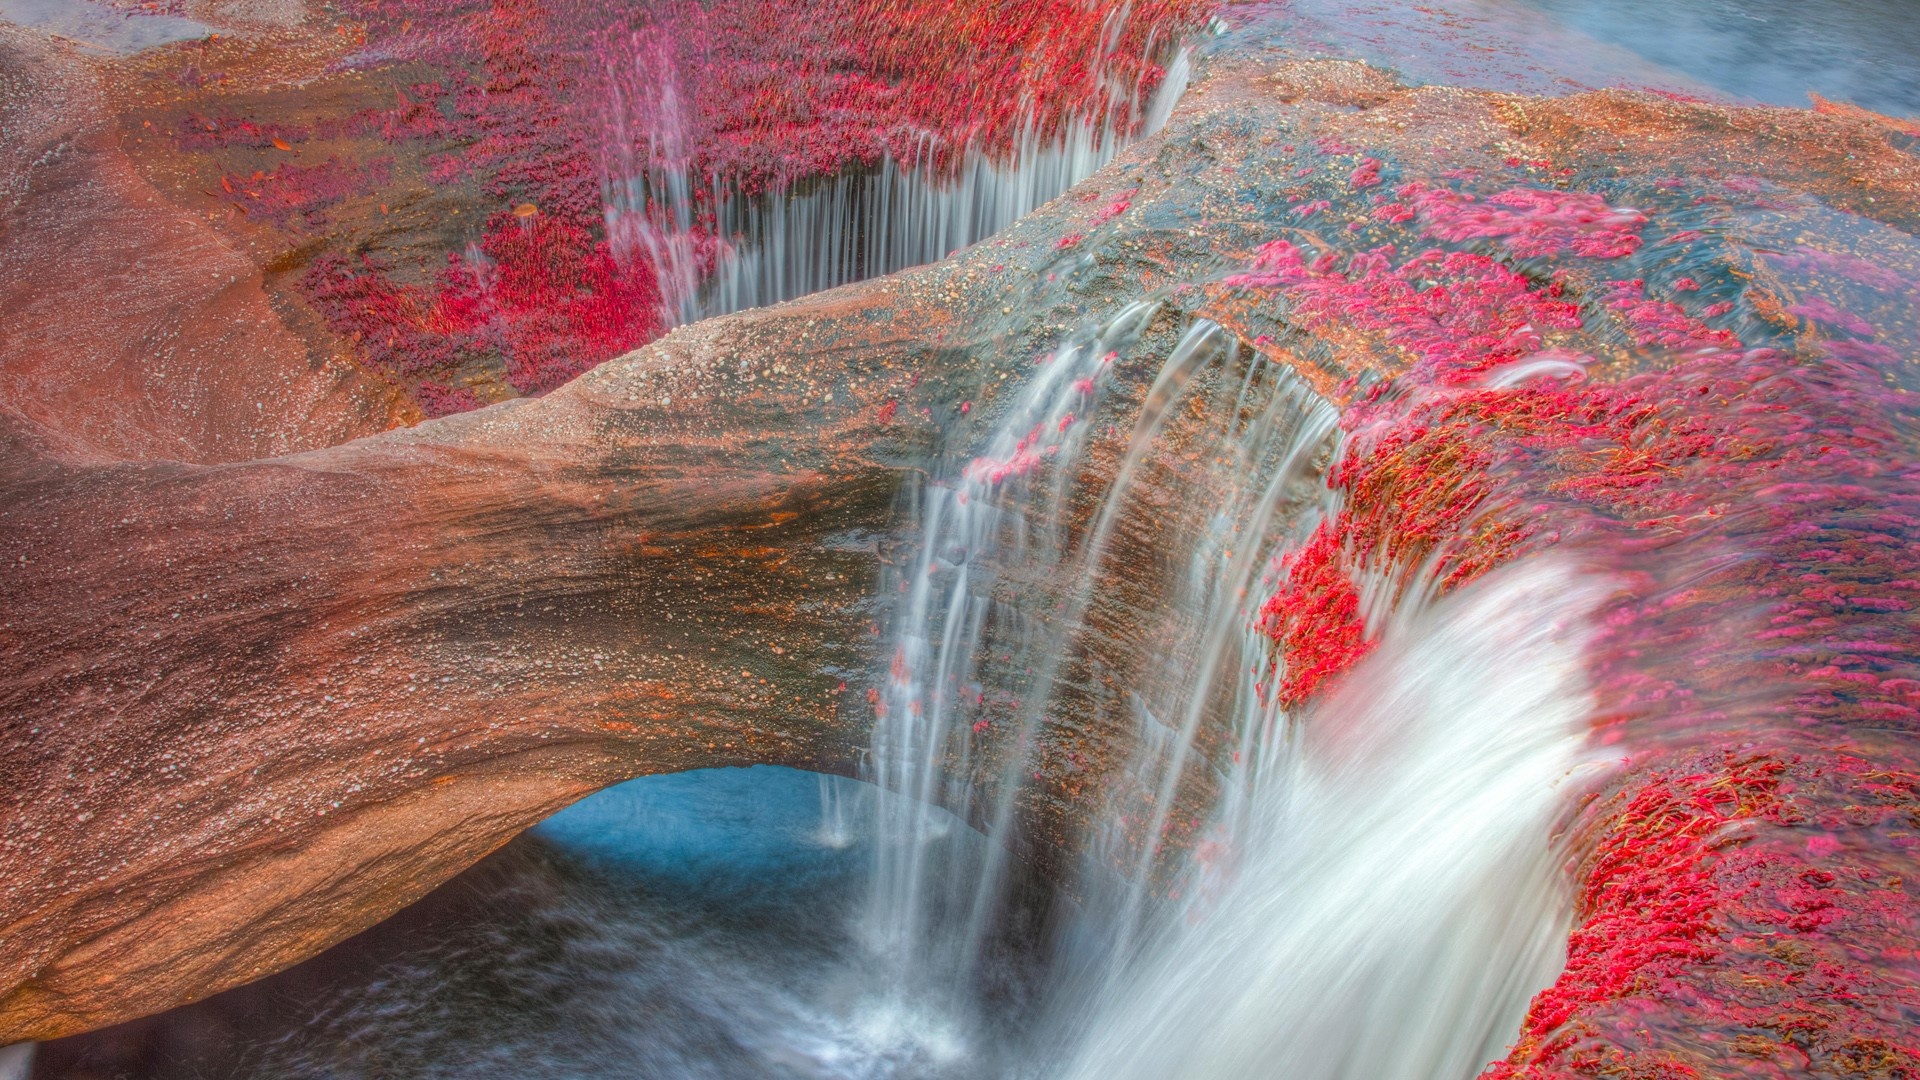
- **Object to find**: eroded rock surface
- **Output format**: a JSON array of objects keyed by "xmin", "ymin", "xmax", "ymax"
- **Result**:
[
  {"xmin": 6, "ymin": 11, "xmax": 1920, "ymax": 1077},
  {"xmin": 0, "ymin": 26, "xmax": 406, "ymax": 464}
]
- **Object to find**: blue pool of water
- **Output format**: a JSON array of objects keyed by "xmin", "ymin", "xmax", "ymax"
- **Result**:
[{"xmin": 1223, "ymin": 0, "xmax": 1920, "ymax": 118}]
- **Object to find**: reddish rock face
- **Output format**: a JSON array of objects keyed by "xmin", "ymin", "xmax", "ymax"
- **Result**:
[
  {"xmin": 0, "ymin": 280, "xmax": 952, "ymax": 1040},
  {"xmin": 6, "ymin": 8, "xmax": 1920, "ymax": 1076},
  {"xmin": 0, "ymin": 28, "xmax": 407, "ymax": 465}
]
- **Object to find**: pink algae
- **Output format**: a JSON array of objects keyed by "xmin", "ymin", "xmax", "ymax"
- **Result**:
[
  {"xmin": 1405, "ymin": 183, "xmax": 1648, "ymax": 259},
  {"xmin": 1226, "ymin": 171, "xmax": 1920, "ymax": 1077},
  {"xmin": 1602, "ymin": 280, "xmax": 1741, "ymax": 352},
  {"xmin": 1790, "ymin": 296, "xmax": 1876, "ymax": 337},
  {"xmin": 304, "ymin": 212, "xmax": 660, "ymax": 400},
  {"xmin": 1257, "ymin": 523, "xmax": 1375, "ymax": 707},
  {"xmin": 575, "ymin": 0, "xmax": 1211, "ymax": 195},
  {"xmin": 1224, "ymin": 240, "xmax": 1583, "ymax": 383}
]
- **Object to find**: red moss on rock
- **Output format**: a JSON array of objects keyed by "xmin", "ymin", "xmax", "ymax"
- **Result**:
[
  {"xmin": 1495, "ymin": 756, "xmax": 1792, "ymax": 1069},
  {"xmin": 1229, "ymin": 167, "xmax": 1920, "ymax": 1076},
  {"xmin": 305, "ymin": 213, "xmax": 660, "ymax": 394},
  {"xmin": 1493, "ymin": 749, "xmax": 1920, "ymax": 1079},
  {"xmin": 174, "ymin": 114, "xmax": 310, "ymax": 151},
  {"xmin": 414, "ymin": 380, "xmax": 487, "ymax": 417}
]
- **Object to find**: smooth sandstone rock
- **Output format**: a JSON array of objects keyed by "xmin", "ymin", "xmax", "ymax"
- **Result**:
[{"xmin": 0, "ymin": 286, "xmax": 936, "ymax": 1040}]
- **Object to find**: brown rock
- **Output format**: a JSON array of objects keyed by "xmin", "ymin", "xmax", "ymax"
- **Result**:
[
  {"xmin": 0, "ymin": 284, "xmax": 950, "ymax": 1041},
  {"xmin": 0, "ymin": 27, "xmax": 405, "ymax": 466}
]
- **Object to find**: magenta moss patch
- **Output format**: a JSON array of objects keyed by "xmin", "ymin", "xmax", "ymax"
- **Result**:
[{"xmin": 1228, "ymin": 169, "xmax": 1920, "ymax": 1077}]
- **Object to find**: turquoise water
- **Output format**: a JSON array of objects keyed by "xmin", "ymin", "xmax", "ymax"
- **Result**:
[
  {"xmin": 1223, "ymin": 0, "xmax": 1920, "ymax": 116},
  {"xmin": 0, "ymin": 0, "xmax": 210, "ymax": 53}
]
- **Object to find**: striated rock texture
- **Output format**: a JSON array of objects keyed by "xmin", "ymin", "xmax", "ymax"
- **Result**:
[{"xmin": 6, "ymin": 6, "xmax": 1920, "ymax": 1078}]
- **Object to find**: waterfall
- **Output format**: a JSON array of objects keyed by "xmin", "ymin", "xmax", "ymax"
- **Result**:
[
  {"xmin": 862, "ymin": 300, "xmax": 1165, "ymax": 1003},
  {"xmin": 1055, "ymin": 556, "xmax": 1602, "ymax": 1080},
  {"xmin": 599, "ymin": 29, "xmax": 705, "ymax": 326},
  {"xmin": 601, "ymin": 19, "xmax": 1596, "ymax": 1071},
  {"xmin": 696, "ymin": 120, "xmax": 1142, "ymax": 320},
  {"xmin": 859, "ymin": 305, "xmax": 1605, "ymax": 1078},
  {"xmin": 858, "ymin": 309, "xmax": 1342, "ymax": 1017},
  {"xmin": 601, "ymin": 43, "xmax": 1192, "ymax": 325}
]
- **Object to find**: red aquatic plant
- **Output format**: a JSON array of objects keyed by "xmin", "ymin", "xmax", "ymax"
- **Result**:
[
  {"xmin": 1226, "ymin": 240, "xmax": 1584, "ymax": 383},
  {"xmin": 1406, "ymin": 183, "xmax": 1648, "ymax": 260},
  {"xmin": 304, "ymin": 213, "xmax": 661, "ymax": 394},
  {"xmin": 1230, "ymin": 166, "xmax": 1920, "ymax": 1077},
  {"xmin": 289, "ymin": 0, "xmax": 1204, "ymax": 408},
  {"xmin": 1257, "ymin": 522, "xmax": 1375, "ymax": 706},
  {"xmin": 1601, "ymin": 279, "xmax": 1742, "ymax": 352},
  {"xmin": 220, "ymin": 158, "xmax": 392, "ymax": 228}
]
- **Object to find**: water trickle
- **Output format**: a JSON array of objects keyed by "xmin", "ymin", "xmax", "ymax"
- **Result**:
[
  {"xmin": 862, "ymin": 300, "xmax": 1162, "ymax": 1007},
  {"xmin": 816, "ymin": 771, "xmax": 862, "ymax": 851}
]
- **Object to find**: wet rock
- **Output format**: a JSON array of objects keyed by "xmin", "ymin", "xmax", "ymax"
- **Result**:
[
  {"xmin": 0, "ymin": 27, "xmax": 406, "ymax": 464},
  {"xmin": 5, "ymin": 16, "xmax": 1920, "ymax": 1075}
]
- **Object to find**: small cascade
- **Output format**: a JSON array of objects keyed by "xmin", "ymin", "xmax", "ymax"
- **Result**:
[
  {"xmin": 601, "ymin": 45, "xmax": 1192, "ymax": 325},
  {"xmin": 862, "ymin": 300, "xmax": 1163, "ymax": 1003},
  {"xmin": 860, "ymin": 305, "xmax": 1606, "ymax": 1079},
  {"xmin": 1055, "ymin": 557, "xmax": 1603, "ymax": 1080},
  {"xmin": 815, "ymin": 772, "xmax": 862, "ymax": 850},
  {"xmin": 696, "ymin": 120, "xmax": 1145, "ymax": 321},
  {"xmin": 599, "ymin": 30, "xmax": 705, "ymax": 327},
  {"xmin": 858, "ymin": 309, "xmax": 1344, "ymax": 1025}
]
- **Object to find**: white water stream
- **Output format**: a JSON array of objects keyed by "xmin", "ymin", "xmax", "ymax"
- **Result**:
[
  {"xmin": 857, "ymin": 305, "xmax": 1606, "ymax": 1079},
  {"xmin": 1056, "ymin": 557, "xmax": 1601, "ymax": 1080},
  {"xmin": 601, "ymin": 37, "xmax": 1190, "ymax": 325}
]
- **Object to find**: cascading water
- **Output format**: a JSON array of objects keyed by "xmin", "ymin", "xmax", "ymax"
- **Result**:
[
  {"xmin": 601, "ymin": 38, "xmax": 1191, "ymax": 325},
  {"xmin": 860, "ymin": 299, "xmax": 1164, "ymax": 1037},
  {"xmin": 34, "ymin": 316, "xmax": 1617, "ymax": 1080},
  {"xmin": 857, "ymin": 305, "xmax": 1610, "ymax": 1079},
  {"xmin": 1054, "ymin": 557, "xmax": 1603, "ymax": 1080},
  {"xmin": 695, "ymin": 118, "xmax": 1162, "ymax": 321}
]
